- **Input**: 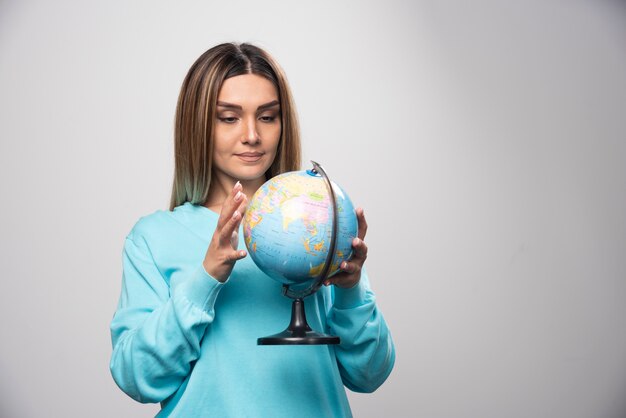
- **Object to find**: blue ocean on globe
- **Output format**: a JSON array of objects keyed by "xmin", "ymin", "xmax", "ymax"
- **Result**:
[{"xmin": 243, "ymin": 169, "xmax": 358, "ymax": 286}]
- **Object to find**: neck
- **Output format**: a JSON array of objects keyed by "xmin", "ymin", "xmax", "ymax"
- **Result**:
[{"xmin": 205, "ymin": 174, "xmax": 266, "ymax": 213}]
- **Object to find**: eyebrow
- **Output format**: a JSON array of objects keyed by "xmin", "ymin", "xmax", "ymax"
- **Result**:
[{"xmin": 217, "ymin": 100, "xmax": 280, "ymax": 111}]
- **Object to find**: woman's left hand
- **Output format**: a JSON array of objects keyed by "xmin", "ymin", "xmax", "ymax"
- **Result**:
[{"xmin": 323, "ymin": 207, "xmax": 368, "ymax": 289}]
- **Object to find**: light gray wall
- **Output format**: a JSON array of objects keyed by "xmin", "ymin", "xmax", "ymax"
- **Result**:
[{"xmin": 1, "ymin": 1, "xmax": 625, "ymax": 417}]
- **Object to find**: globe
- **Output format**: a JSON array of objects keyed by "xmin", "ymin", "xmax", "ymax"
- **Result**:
[{"xmin": 243, "ymin": 167, "xmax": 358, "ymax": 289}]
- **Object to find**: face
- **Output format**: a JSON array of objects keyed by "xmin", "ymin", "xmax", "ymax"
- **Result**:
[{"xmin": 212, "ymin": 73, "xmax": 281, "ymax": 185}]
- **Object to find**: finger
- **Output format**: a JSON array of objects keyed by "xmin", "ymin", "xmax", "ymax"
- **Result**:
[
  {"xmin": 219, "ymin": 200, "xmax": 247, "ymax": 248},
  {"xmin": 356, "ymin": 207, "xmax": 368, "ymax": 241},
  {"xmin": 225, "ymin": 248, "xmax": 247, "ymax": 263},
  {"xmin": 236, "ymin": 196, "xmax": 248, "ymax": 218},
  {"xmin": 339, "ymin": 260, "xmax": 359, "ymax": 274},
  {"xmin": 233, "ymin": 196, "xmax": 248, "ymax": 230},
  {"xmin": 350, "ymin": 237, "xmax": 368, "ymax": 261},
  {"xmin": 230, "ymin": 230, "xmax": 239, "ymax": 250},
  {"xmin": 217, "ymin": 181, "xmax": 244, "ymax": 228},
  {"xmin": 219, "ymin": 195, "xmax": 248, "ymax": 244}
]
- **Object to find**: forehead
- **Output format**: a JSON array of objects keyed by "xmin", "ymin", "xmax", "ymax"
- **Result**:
[{"xmin": 217, "ymin": 74, "xmax": 278, "ymax": 105}]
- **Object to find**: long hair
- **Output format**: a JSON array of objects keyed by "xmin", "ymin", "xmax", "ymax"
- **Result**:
[{"xmin": 169, "ymin": 43, "xmax": 302, "ymax": 211}]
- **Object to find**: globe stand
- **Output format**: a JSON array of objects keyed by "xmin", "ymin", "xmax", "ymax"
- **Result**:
[
  {"xmin": 257, "ymin": 298, "xmax": 339, "ymax": 345},
  {"xmin": 257, "ymin": 161, "xmax": 341, "ymax": 346}
]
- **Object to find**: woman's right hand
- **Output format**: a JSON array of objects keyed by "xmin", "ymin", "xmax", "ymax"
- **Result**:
[{"xmin": 203, "ymin": 181, "xmax": 248, "ymax": 282}]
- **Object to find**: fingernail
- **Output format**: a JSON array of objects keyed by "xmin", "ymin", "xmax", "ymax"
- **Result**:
[
  {"xmin": 239, "ymin": 250, "xmax": 246, "ymax": 257},
  {"xmin": 234, "ymin": 181, "xmax": 241, "ymax": 191},
  {"xmin": 234, "ymin": 191, "xmax": 242, "ymax": 202},
  {"xmin": 232, "ymin": 210, "xmax": 240, "ymax": 220},
  {"xmin": 341, "ymin": 261, "xmax": 348, "ymax": 269}
]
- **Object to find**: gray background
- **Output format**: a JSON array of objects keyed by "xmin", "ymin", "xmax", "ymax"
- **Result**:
[{"xmin": 1, "ymin": 1, "xmax": 625, "ymax": 417}]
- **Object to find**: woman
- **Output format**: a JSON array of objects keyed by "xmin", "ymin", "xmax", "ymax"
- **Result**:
[{"xmin": 110, "ymin": 42, "xmax": 395, "ymax": 417}]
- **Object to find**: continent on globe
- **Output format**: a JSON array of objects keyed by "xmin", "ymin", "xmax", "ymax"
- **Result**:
[{"xmin": 243, "ymin": 169, "xmax": 358, "ymax": 287}]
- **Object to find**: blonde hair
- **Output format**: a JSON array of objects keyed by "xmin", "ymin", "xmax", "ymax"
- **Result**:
[{"xmin": 169, "ymin": 43, "xmax": 302, "ymax": 211}]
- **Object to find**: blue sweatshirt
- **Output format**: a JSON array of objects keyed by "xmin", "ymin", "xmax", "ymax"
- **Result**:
[{"xmin": 110, "ymin": 202, "xmax": 395, "ymax": 417}]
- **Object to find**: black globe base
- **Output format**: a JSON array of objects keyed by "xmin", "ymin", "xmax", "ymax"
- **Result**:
[
  {"xmin": 258, "ymin": 298, "xmax": 340, "ymax": 345},
  {"xmin": 257, "ymin": 330, "xmax": 340, "ymax": 345}
]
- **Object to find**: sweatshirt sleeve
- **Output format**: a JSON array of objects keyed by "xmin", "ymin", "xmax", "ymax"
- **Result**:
[
  {"xmin": 327, "ymin": 268, "xmax": 396, "ymax": 393},
  {"xmin": 109, "ymin": 234, "xmax": 225, "ymax": 403}
]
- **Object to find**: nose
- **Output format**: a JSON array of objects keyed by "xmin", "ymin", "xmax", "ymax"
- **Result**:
[{"xmin": 242, "ymin": 117, "xmax": 260, "ymax": 144}]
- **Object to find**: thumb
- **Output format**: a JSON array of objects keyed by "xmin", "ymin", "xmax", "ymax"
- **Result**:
[{"xmin": 227, "ymin": 248, "xmax": 247, "ymax": 263}]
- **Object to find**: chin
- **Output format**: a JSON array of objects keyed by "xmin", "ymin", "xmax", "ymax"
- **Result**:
[
  {"xmin": 219, "ymin": 156, "xmax": 275, "ymax": 182},
  {"xmin": 233, "ymin": 166, "xmax": 271, "ymax": 182}
]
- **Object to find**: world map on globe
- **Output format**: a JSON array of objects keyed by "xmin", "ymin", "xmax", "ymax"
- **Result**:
[{"xmin": 243, "ymin": 169, "xmax": 358, "ymax": 286}]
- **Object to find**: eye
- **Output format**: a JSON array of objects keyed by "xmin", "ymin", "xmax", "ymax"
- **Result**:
[
  {"xmin": 218, "ymin": 117, "xmax": 238, "ymax": 124},
  {"xmin": 259, "ymin": 114, "xmax": 279, "ymax": 123}
]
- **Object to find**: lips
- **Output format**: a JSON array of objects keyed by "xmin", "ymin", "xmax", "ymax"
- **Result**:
[{"xmin": 235, "ymin": 152, "xmax": 264, "ymax": 162}]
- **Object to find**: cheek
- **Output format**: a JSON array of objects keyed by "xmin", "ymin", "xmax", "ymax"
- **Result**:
[
  {"xmin": 260, "ymin": 123, "xmax": 281, "ymax": 146},
  {"xmin": 212, "ymin": 128, "xmax": 234, "ymax": 152}
]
